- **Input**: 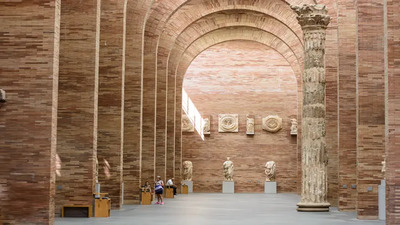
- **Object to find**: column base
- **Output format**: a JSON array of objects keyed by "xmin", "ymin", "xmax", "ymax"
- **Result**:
[{"xmin": 297, "ymin": 202, "xmax": 330, "ymax": 212}]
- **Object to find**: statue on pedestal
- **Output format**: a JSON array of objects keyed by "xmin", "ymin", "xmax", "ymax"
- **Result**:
[
  {"xmin": 182, "ymin": 161, "xmax": 193, "ymax": 181},
  {"xmin": 265, "ymin": 161, "xmax": 276, "ymax": 182},
  {"xmin": 223, "ymin": 157, "xmax": 234, "ymax": 181}
]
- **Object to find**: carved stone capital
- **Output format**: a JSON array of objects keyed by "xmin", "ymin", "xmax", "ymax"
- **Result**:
[{"xmin": 291, "ymin": 4, "xmax": 331, "ymax": 30}]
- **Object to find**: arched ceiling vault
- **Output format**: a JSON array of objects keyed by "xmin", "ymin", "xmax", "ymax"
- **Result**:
[
  {"xmin": 173, "ymin": 27, "xmax": 302, "ymax": 86},
  {"xmin": 164, "ymin": 13, "xmax": 304, "ymax": 77}
]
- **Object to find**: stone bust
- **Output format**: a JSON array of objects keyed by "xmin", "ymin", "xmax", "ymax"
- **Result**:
[
  {"xmin": 223, "ymin": 157, "xmax": 234, "ymax": 181},
  {"xmin": 265, "ymin": 161, "xmax": 276, "ymax": 182},
  {"xmin": 182, "ymin": 161, "xmax": 193, "ymax": 181}
]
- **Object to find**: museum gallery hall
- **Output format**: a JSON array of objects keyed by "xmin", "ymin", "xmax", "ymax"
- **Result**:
[{"xmin": 0, "ymin": 0, "xmax": 399, "ymax": 225}]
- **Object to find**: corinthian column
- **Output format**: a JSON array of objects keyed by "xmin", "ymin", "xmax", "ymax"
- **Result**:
[{"xmin": 291, "ymin": 4, "xmax": 331, "ymax": 212}]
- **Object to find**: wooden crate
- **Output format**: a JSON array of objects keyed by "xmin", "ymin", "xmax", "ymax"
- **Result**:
[
  {"xmin": 94, "ymin": 198, "xmax": 111, "ymax": 217},
  {"xmin": 182, "ymin": 184, "xmax": 188, "ymax": 194},
  {"xmin": 62, "ymin": 205, "xmax": 92, "ymax": 217},
  {"xmin": 165, "ymin": 187, "xmax": 174, "ymax": 198},
  {"xmin": 141, "ymin": 192, "xmax": 152, "ymax": 205}
]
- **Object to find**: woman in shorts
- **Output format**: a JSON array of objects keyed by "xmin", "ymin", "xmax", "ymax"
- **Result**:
[{"xmin": 154, "ymin": 176, "xmax": 164, "ymax": 205}]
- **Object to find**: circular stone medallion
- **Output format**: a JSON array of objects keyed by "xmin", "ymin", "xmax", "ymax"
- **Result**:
[{"xmin": 262, "ymin": 115, "xmax": 282, "ymax": 133}]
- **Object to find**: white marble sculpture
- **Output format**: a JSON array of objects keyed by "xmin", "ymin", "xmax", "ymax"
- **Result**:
[
  {"xmin": 262, "ymin": 115, "xmax": 282, "ymax": 133},
  {"xmin": 223, "ymin": 157, "xmax": 234, "ymax": 181},
  {"xmin": 246, "ymin": 117, "xmax": 255, "ymax": 135},
  {"xmin": 203, "ymin": 117, "xmax": 210, "ymax": 135},
  {"xmin": 265, "ymin": 161, "xmax": 276, "ymax": 182},
  {"xmin": 182, "ymin": 161, "xmax": 193, "ymax": 181},
  {"xmin": 290, "ymin": 119, "xmax": 298, "ymax": 135},
  {"xmin": 218, "ymin": 114, "xmax": 238, "ymax": 132},
  {"xmin": 182, "ymin": 114, "xmax": 194, "ymax": 132}
]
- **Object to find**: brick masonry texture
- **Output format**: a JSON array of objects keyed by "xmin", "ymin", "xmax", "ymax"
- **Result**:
[
  {"xmin": 55, "ymin": 0, "xmax": 99, "ymax": 217},
  {"xmin": 0, "ymin": 1, "xmax": 60, "ymax": 224},
  {"xmin": 1, "ymin": 0, "xmax": 399, "ymax": 224},
  {"xmin": 386, "ymin": 0, "xmax": 400, "ymax": 223},
  {"xmin": 182, "ymin": 41, "xmax": 299, "ymax": 193},
  {"xmin": 97, "ymin": 0, "xmax": 125, "ymax": 209},
  {"xmin": 357, "ymin": 0, "xmax": 386, "ymax": 219}
]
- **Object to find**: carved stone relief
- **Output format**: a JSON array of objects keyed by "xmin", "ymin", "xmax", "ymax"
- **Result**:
[
  {"xmin": 290, "ymin": 119, "xmax": 298, "ymax": 135},
  {"xmin": 246, "ymin": 116, "xmax": 255, "ymax": 135},
  {"xmin": 262, "ymin": 115, "xmax": 282, "ymax": 133},
  {"xmin": 203, "ymin": 117, "xmax": 210, "ymax": 135},
  {"xmin": 218, "ymin": 114, "xmax": 238, "ymax": 133},
  {"xmin": 182, "ymin": 114, "xmax": 194, "ymax": 132}
]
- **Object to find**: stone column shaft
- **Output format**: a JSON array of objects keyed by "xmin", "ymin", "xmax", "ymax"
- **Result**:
[{"xmin": 291, "ymin": 4, "xmax": 331, "ymax": 212}]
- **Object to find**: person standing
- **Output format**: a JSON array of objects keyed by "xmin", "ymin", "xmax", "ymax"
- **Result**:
[{"xmin": 154, "ymin": 176, "xmax": 164, "ymax": 205}]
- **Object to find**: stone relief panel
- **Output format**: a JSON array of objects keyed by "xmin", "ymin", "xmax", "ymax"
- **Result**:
[
  {"xmin": 203, "ymin": 117, "xmax": 210, "ymax": 135},
  {"xmin": 246, "ymin": 116, "xmax": 255, "ymax": 135},
  {"xmin": 182, "ymin": 114, "xmax": 194, "ymax": 132},
  {"xmin": 262, "ymin": 115, "xmax": 283, "ymax": 133},
  {"xmin": 218, "ymin": 114, "xmax": 238, "ymax": 133},
  {"xmin": 290, "ymin": 118, "xmax": 298, "ymax": 136}
]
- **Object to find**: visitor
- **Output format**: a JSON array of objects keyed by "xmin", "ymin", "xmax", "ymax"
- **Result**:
[
  {"xmin": 143, "ymin": 181, "xmax": 151, "ymax": 192},
  {"xmin": 166, "ymin": 178, "xmax": 177, "ymax": 195},
  {"xmin": 154, "ymin": 176, "xmax": 164, "ymax": 205}
]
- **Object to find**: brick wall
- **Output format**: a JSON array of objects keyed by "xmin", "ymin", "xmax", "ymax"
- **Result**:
[{"xmin": 182, "ymin": 41, "xmax": 299, "ymax": 193}]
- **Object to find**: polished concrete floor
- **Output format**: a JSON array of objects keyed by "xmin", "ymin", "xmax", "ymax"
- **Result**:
[{"xmin": 56, "ymin": 193, "xmax": 385, "ymax": 225}]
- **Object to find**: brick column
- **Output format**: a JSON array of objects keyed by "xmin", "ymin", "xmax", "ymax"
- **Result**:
[
  {"xmin": 0, "ymin": 1, "xmax": 60, "ymax": 224},
  {"xmin": 291, "ymin": 4, "xmax": 331, "ymax": 212},
  {"xmin": 97, "ymin": 0, "xmax": 125, "ymax": 209},
  {"xmin": 56, "ymin": 0, "xmax": 99, "ymax": 216}
]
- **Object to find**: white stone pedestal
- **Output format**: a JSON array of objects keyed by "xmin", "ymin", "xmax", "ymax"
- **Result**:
[
  {"xmin": 182, "ymin": 180, "xmax": 193, "ymax": 193},
  {"xmin": 223, "ymin": 181, "xmax": 234, "ymax": 193},
  {"xmin": 379, "ymin": 180, "xmax": 386, "ymax": 220},
  {"xmin": 264, "ymin": 182, "xmax": 277, "ymax": 194}
]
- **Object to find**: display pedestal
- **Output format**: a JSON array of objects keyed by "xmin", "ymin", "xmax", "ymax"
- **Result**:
[
  {"xmin": 182, "ymin": 180, "xmax": 193, "ymax": 193},
  {"xmin": 223, "ymin": 181, "xmax": 234, "ymax": 193},
  {"xmin": 165, "ymin": 187, "xmax": 174, "ymax": 198},
  {"xmin": 379, "ymin": 180, "xmax": 386, "ymax": 220},
  {"xmin": 140, "ymin": 192, "xmax": 152, "ymax": 205},
  {"xmin": 264, "ymin": 182, "xmax": 277, "ymax": 194}
]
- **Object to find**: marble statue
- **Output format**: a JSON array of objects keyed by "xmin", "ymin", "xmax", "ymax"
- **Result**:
[
  {"xmin": 182, "ymin": 161, "xmax": 193, "ymax": 181},
  {"xmin": 262, "ymin": 115, "xmax": 282, "ymax": 133},
  {"xmin": 290, "ymin": 119, "xmax": 298, "ymax": 135},
  {"xmin": 265, "ymin": 161, "xmax": 276, "ymax": 182},
  {"xmin": 223, "ymin": 157, "xmax": 234, "ymax": 181},
  {"xmin": 218, "ymin": 114, "xmax": 238, "ymax": 132},
  {"xmin": 246, "ymin": 116, "xmax": 255, "ymax": 135}
]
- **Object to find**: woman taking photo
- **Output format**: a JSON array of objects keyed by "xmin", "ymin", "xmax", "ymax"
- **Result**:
[{"xmin": 154, "ymin": 176, "xmax": 164, "ymax": 205}]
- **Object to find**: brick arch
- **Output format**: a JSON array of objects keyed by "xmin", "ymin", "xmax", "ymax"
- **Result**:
[
  {"xmin": 170, "ymin": 27, "xmax": 304, "ymax": 181},
  {"xmin": 142, "ymin": 0, "xmax": 309, "ymax": 183},
  {"xmin": 174, "ymin": 27, "xmax": 302, "ymax": 91}
]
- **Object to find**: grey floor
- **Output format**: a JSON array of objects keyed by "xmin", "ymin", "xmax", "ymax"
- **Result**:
[{"xmin": 56, "ymin": 193, "xmax": 385, "ymax": 225}]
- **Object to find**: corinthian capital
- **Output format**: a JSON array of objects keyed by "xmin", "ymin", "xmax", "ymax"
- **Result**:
[{"xmin": 291, "ymin": 4, "xmax": 331, "ymax": 29}]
